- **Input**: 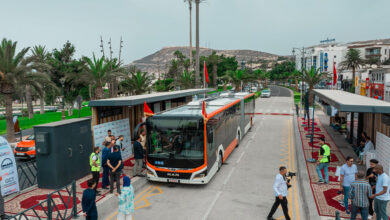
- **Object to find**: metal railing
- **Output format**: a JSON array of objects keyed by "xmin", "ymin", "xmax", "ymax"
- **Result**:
[
  {"xmin": 17, "ymin": 160, "xmax": 38, "ymax": 191},
  {"xmin": 8, "ymin": 181, "xmax": 78, "ymax": 220}
]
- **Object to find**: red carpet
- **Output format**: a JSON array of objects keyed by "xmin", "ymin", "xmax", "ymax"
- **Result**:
[{"xmin": 297, "ymin": 117, "xmax": 356, "ymax": 218}]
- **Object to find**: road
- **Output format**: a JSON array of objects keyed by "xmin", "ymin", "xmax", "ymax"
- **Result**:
[{"xmin": 105, "ymin": 86, "xmax": 303, "ymax": 220}]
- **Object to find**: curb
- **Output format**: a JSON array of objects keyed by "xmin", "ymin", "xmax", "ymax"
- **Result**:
[
  {"xmin": 293, "ymin": 115, "xmax": 318, "ymax": 220},
  {"xmin": 74, "ymin": 176, "xmax": 149, "ymax": 219}
]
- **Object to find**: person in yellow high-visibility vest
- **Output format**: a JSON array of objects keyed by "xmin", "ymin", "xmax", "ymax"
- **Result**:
[
  {"xmin": 90, "ymin": 147, "xmax": 101, "ymax": 194},
  {"xmin": 316, "ymin": 137, "xmax": 331, "ymax": 184}
]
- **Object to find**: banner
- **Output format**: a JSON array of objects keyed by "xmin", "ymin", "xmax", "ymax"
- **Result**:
[
  {"xmin": 93, "ymin": 118, "xmax": 132, "ymax": 160},
  {"xmin": 0, "ymin": 137, "xmax": 19, "ymax": 196}
]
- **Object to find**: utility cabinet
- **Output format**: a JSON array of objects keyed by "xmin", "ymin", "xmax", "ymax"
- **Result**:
[{"xmin": 34, "ymin": 118, "xmax": 92, "ymax": 189}]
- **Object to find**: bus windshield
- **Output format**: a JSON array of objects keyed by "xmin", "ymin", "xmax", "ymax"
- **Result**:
[{"xmin": 146, "ymin": 118, "xmax": 204, "ymax": 160}]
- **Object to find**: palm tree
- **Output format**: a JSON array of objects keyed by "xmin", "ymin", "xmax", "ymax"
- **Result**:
[
  {"xmin": 339, "ymin": 48, "xmax": 364, "ymax": 88},
  {"xmin": 120, "ymin": 71, "xmax": 152, "ymax": 95},
  {"xmin": 28, "ymin": 45, "xmax": 53, "ymax": 115},
  {"xmin": 290, "ymin": 70, "xmax": 301, "ymax": 91},
  {"xmin": 207, "ymin": 51, "xmax": 220, "ymax": 88},
  {"xmin": 302, "ymin": 67, "xmax": 328, "ymax": 106},
  {"xmin": 0, "ymin": 39, "xmax": 31, "ymax": 141},
  {"xmin": 220, "ymin": 69, "xmax": 248, "ymax": 92},
  {"xmin": 68, "ymin": 55, "xmax": 125, "ymax": 100},
  {"xmin": 175, "ymin": 71, "xmax": 194, "ymax": 89}
]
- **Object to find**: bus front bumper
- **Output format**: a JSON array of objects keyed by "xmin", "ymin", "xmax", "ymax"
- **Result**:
[{"xmin": 146, "ymin": 166, "xmax": 209, "ymax": 184}]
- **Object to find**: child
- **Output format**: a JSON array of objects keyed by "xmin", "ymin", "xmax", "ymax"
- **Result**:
[
  {"xmin": 82, "ymin": 179, "xmax": 98, "ymax": 220},
  {"xmin": 115, "ymin": 176, "xmax": 134, "ymax": 220}
]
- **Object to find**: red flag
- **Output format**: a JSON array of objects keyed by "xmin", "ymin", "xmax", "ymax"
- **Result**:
[
  {"xmin": 204, "ymin": 61, "xmax": 209, "ymax": 84},
  {"xmin": 202, "ymin": 101, "xmax": 207, "ymax": 119},
  {"xmin": 333, "ymin": 62, "xmax": 337, "ymax": 85},
  {"xmin": 144, "ymin": 101, "xmax": 154, "ymax": 117}
]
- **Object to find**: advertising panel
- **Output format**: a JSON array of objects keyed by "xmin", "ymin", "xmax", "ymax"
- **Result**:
[
  {"xmin": 0, "ymin": 137, "xmax": 19, "ymax": 196},
  {"xmin": 93, "ymin": 118, "xmax": 132, "ymax": 160}
]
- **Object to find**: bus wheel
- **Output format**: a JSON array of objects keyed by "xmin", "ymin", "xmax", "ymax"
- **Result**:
[{"xmin": 218, "ymin": 152, "xmax": 223, "ymax": 171}]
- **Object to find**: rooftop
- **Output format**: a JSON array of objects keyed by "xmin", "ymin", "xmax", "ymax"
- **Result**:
[
  {"xmin": 88, "ymin": 89, "xmax": 212, "ymax": 107},
  {"xmin": 313, "ymin": 89, "xmax": 390, "ymax": 113}
]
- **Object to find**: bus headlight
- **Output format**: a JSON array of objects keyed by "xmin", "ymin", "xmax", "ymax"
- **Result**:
[
  {"xmin": 146, "ymin": 169, "xmax": 155, "ymax": 177},
  {"xmin": 194, "ymin": 171, "xmax": 207, "ymax": 179}
]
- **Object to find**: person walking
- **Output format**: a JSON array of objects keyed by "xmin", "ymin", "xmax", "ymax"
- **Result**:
[
  {"xmin": 316, "ymin": 137, "xmax": 331, "ymax": 184},
  {"xmin": 370, "ymin": 164, "xmax": 389, "ymax": 220},
  {"xmin": 267, "ymin": 166, "xmax": 291, "ymax": 220},
  {"xmin": 82, "ymin": 179, "xmax": 98, "ymax": 220},
  {"xmin": 366, "ymin": 159, "xmax": 378, "ymax": 219},
  {"xmin": 89, "ymin": 146, "xmax": 101, "ymax": 194},
  {"xmin": 101, "ymin": 141, "xmax": 111, "ymax": 189},
  {"xmin": 340, "ymin": 156, "xmax": 358, "ymax": 214},
  {"xmin": 133, "ymin": 135, "xmax": 144, "ymax": 177},
  {"xmin": 349, "ymin": 170, "xmax": 372, "ymax": 220},
  {"xmin": 115, "ymin": 176, "xmax": 134, "ymax": 220},
  {"xmin": 107, "ymin": 146, "xmax": 122, "ymax": 194}
]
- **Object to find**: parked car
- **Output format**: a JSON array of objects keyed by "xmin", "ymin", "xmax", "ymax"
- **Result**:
[
  {"xmin": 14, "ymin": 135, "xmax": 36, "ymax": 159},
  {"xmin": 251, "ymin": 87, "xmax": 258, "ymax": 93},
  {"xmin": 261, "ymin": 89, "xmax": 271, "ymax": 98}
]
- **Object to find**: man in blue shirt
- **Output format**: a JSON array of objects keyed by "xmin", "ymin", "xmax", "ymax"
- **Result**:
[
  {"xmin": 370, "ymin": 165, "xmax": 389, "ymax": 220},
  {"xmin": 349, "ymin": 171, "xmax": 372, "ymax": 220},
  {"xmin": 267, "ymin": 166, "xmax": 291, "ymax": 220},
  {"xmin": 107, "ymin": 146, "xmax": 122, "ymax": 194},
  {"xmin": 82, "ymin": 179, "xmax": 98, "ymax": 220},
  {"xmin": 101, "ymin": 142, "xmax": 111, "ymax": 189},
  {"xmin": 340, "ymin": 156, "xmax": 358, "ymax": 214}
]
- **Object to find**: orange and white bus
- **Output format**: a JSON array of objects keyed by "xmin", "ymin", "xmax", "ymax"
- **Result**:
[{"xmin": 143, "ymin": 92, "xmax": 255, "ymax": 184}]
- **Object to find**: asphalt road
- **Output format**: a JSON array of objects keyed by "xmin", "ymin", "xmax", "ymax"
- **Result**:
[{"xmin": 105, "ymin": 86, "xmax": 303, "ymax": 220}]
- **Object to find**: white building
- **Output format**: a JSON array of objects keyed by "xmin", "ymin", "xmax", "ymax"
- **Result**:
[{"xmin": 348, "ymin": 39, "xmax": 390, "ymax": 63}]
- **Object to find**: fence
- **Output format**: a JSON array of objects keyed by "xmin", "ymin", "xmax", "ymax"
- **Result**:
[
  {"xmin": 17, "ymin": 160, "xmax": 38, "ymax": 191},
  {"xmin": 8, "ymin": 181, "xmax": 78, "ymax": 220}
]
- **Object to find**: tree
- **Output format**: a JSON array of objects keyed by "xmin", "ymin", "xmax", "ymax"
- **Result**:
[
  {"xmin": 120, "ymin": 71, "xmax": 152, "ymax": 95},
  {"xmin": 302, "ymin": 67, "xmax": 327, "ymax": 106},
  {"xmin": 154, "ymin": 78, "xmax": 174, "ymax": 92},
  {"xmin": 217, "ymin": 55, "xmax": 238, "ymax": 77},
  {"xmin": 175, "ymin": 71, "xmax": 194, "ymax": 89},
  {"xmin": 339, "ymin": 48, "xmax": 364, "ymax": 87},
  {"xmin": 207, "ymin": 51, "xmax": 220, "ymax": 88},
  {"xmin": 0, "ymin": 39, "xmax": 30, "ymax": 141},
  {"xmin": 253, "ymin": 69, "xmax": 270, "ymax": 89},
  {"xmin": 290, "ymin": 69, "xmax": 301, "ymax": 91},
  {"xmin": 219, "ymin": 69, "xmax": 249, "ymax": 92}
]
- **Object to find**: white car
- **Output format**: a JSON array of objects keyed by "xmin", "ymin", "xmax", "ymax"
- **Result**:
[
  {"xmin": 261, "ymin": 89, "xmax": 271, "ymax": 98},
  {"xmin": 251, "ymin": 87, "xmax": 258, "ymax": 93}
]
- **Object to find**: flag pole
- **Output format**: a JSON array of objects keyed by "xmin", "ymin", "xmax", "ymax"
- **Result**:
[
  {"xmin": 204, "ymin": 61, "xmax": 206, "ymax": 99},
  {"xmin": 332, "ymin": 61, "xmax": 334, "ymax": 90}
]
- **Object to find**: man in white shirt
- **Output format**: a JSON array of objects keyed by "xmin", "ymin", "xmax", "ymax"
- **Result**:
[
  {"xmin": 267, "ymin": 166, "xmax": 291, "ymax": 220},
  {"xmin": 370, "ymin": 164, "xmax": 389, "ymax": 220}
]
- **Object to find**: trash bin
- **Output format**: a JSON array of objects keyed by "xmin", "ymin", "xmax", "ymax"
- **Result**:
[{"xmin": 34, "ymin": 118, "xmax": 92, "ymax": 189}]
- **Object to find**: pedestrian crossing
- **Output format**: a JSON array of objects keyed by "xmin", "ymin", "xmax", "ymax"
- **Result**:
[{"xmin": 256, "ymin": 108, "xmax": 294, "ymax": 115}]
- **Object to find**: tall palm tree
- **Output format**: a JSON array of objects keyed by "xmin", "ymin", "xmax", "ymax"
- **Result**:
[
  {"xmin": 220, "ymin": 69, "xmax": 248, "ymax": 92},
  {"xmin": 0, "ymin": 39, "xmax": 30, "ymax": 141},
  {"xmin": 290, "ymin": 70, "xmax": 301, "ymax": 91},
  {"xmin": 195, "ymin": 0, "xmax": 201, "ymax": 88},
  {"xmin": 175, "ymin": 71, "xmax": 194, "ymax": 89},
  {"xmin": 28, "ymin": 45, "xmax": 53, "ymax": 115},
  {"xmin": 339, "ymin": 48, "xmax": 364, "ymax": 88},
  {"xmin": 207, "ymin": 51, "xmax": 220, "ymax": 88},
  {"xmin": 302, "ymin": 67, "xmax": 328, "ymax": 106},
  {"xmin": 120, "ymin": 71, "xmax": 152, "ymax": 95},
  {"xmin": 184, "ymin": 0, "xmax": 193, "ymax": 69}
]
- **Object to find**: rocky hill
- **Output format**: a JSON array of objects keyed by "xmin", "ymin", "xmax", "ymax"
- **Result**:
[{"xmin": 127, "ymin": 46, "xmax": 287, "ymax": 73}]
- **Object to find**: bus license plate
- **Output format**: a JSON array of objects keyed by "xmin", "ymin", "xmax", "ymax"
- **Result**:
[{"xmin": 168, "ymin": 179, "xmax": 178, "ymax": 183}]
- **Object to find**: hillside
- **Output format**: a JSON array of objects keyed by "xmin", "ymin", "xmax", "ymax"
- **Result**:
[{"xmin": 127, "ymin": 46, "xmax": 287, "ymax": 73}]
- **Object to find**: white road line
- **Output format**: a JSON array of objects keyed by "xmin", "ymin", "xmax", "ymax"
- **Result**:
[
  {"xmin": 223, "ymin": 166, "xmax": 236, "ymax": 185},
  {"xmin": 202, "ymin": 191, "xmax": 222, "ymax": 220},
  {"xmin": 236, "ymin": 151, "xmax": 245, "ymax": 164}
]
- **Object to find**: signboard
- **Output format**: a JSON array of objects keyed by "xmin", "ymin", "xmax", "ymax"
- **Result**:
[
  {"xmin": 376, "ymin": 132, "xmax": 390, "ymax": 175},
  {"xmin": 0, "ymin": 137, "xmax": 19, "ymax": 196},
  {"xmin": 93, "ymin": 118, "xmax": 132, "ymax": 160}
]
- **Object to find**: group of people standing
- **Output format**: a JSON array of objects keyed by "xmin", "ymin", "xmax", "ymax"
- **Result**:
[
  {"xmin": 316, "ymin": 136, "xmax": 388, "ymax": 220},
  {"xmin": 81, "ymin": 128, "xmax": 147, "ymax": 220}
]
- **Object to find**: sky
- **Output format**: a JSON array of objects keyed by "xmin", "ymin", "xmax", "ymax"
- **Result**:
[{"xmin": 2, "ymin": 0, "xmax": 390, "ymax": 64}]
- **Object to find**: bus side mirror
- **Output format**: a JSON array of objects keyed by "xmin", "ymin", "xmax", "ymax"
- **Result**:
[{"xmin": 207, "ymin": 132, "xmax": 213, "ymax": 143}]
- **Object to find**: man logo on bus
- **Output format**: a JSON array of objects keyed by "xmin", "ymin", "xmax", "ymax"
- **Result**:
[{"xmin": 1, "ymin": 158, "xmax": 13, "ymax": 170}]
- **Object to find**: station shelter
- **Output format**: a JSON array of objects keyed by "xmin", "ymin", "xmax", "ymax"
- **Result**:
[
  {"xmin": 88, "ymin": 89, "xmax": 210, "ymax": 159},
  {"xmin": 313, "ymin": 89, "xmax": 390, "ymax": 173}
]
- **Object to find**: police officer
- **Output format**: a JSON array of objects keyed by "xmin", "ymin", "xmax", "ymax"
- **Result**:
[
  {"xmin": 316, "ymin": 137, "xmax": 331, "ymax": 184},
  {"xmin": 90, "ymin": 147, "xmax": 101, "ymax": 194}
]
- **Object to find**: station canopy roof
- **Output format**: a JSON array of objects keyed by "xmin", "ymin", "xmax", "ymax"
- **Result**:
[
  {"xmin": 89, "ymin": 89, "xmax": 212, "ymax": 107},
  {"xmin": 313, "ymin": 89, "xmax": 390, "ymax": 114}
]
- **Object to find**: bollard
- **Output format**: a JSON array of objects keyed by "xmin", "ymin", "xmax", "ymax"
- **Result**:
[
  {"xmin": 335, "ymin": 211, "xmax": 340, "ymax": 220},
  {"xmin": 295, "ymin": 104, "xmax": 299, "ymax": 116},
  {"xmin": 72, "ymin": 180, "xmax": 78, "ymax": 217}
]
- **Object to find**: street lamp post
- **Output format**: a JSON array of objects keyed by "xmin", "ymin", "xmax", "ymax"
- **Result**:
[{"xmin": 60, "ymin": 78, "xmax": 66, "ymax": 120}]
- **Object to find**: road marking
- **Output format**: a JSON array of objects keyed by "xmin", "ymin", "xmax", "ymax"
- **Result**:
[
  {"xmin": 202, "ymin": 190, "xmax": 222, "ymax": 220},
  {"xmin": 223, "ymin": 167, "xmax": 236, "ymax": 185},
  {"xmin": 288, "ymin": 119, "xmax": 300, "ymax": 220},
  {"xmin": 236, "ymin": 151, "xmax": 245, "ymax": 164}
]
